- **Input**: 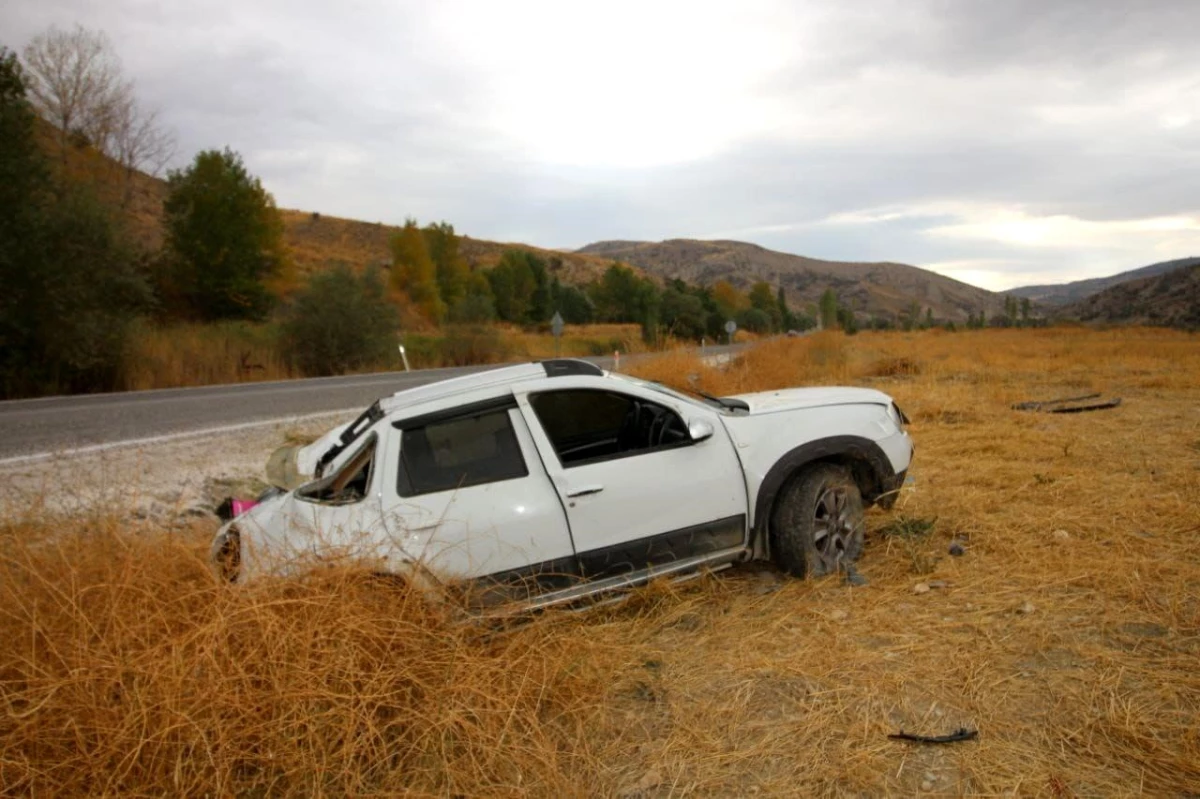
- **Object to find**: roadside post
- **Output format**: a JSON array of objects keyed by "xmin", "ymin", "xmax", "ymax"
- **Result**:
[
  {"xmin": 398, "ymin": 344, "xmax": 410, "ymax": 372},
  {"xmin": 551, "ymin": 311, "xmax": 564, "ymax": 357},
  {"xmin": 724, "ymin": 319, "xmax": 737, "ymax": 346}
]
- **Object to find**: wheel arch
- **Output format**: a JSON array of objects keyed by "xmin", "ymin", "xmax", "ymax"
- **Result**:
[{"xmin": 751, "ymin": 435, "xmax": 896, "ymax": 556}]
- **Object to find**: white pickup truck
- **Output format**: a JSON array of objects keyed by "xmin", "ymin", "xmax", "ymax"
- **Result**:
[{"xmin": 212, "ymin": 359, "xmax": 913, "ymax": 610}]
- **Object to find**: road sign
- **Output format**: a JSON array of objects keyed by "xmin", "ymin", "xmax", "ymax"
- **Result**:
[
  {"xmin": 724, "ymin": 320, "xmax": 737, "ymax": 334},
  {"xmin": 551, "ymin": 311, "xmax": 564, "ymax": 356}
]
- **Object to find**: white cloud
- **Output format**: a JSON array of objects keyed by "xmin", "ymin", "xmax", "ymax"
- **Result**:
[
  {"xmin": 3, "ymin": 0, "xmax": 1200, "ymax": 289},
  {"xmin": 927, "ymin": 208, "xmax": 1200, "ymax": 249}
]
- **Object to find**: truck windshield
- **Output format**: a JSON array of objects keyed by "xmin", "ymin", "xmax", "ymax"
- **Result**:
[
  {"xmin": 314, "ymin": 400, "xmax": 385, "ymax": 478},
  {"xmin": 610, "ymin": 374, "xmax": 741, "ymax": 412}
]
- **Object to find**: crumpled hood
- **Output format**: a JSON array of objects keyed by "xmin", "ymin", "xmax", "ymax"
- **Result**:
[{"xmin": 725, "ymin": 386, "xmax": 891, "ymax": 414}]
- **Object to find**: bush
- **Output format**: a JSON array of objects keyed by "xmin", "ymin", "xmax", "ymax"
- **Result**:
[
  {"xmin": 439, "ymin": 324, "xmax": 510, "ymax": 366},
  {"xmin": 281, "ymin": 266, "xmax": 398, "ymax": 376}
]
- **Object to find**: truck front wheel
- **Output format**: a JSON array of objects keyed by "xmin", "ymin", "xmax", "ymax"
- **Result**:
[{"xmin": 770, "ymin": 464, "xmax": 864, "ymax": 578}]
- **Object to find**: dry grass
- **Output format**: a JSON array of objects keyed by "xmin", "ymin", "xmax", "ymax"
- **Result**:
[
  {"xmin": 4, "ymin": 327, "xmax": 1200, "ymax": 796},
  {"xmin": 120, "ymin": 322, "xmax": 296, "ymax": 390},
  {"xmin": 501, "ymin": 323, "xmax": 648, "ymax": 359},
  {"xmin": 120, "ymin": 322, "xmax": 657, "ymax": 390}
]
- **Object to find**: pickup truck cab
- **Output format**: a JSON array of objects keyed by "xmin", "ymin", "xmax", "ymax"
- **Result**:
[{"xmin": 212, "ymin": 359, "xmax": 913, "ymax": 610}]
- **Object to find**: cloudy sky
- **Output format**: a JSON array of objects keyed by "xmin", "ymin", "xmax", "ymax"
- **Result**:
[{"xmin": 4, "ymin": 0, "xmax": 1199, "ymax": 290}]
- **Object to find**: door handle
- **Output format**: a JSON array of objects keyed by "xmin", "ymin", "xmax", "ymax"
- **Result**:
[{"xmin": 565, "ymin": 485, "xmax": 604, "ymax": 498}]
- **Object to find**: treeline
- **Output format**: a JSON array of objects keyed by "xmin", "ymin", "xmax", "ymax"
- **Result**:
[{"xmin": 392, "ymin": 232, "xmax": 818, "ymax": 343}]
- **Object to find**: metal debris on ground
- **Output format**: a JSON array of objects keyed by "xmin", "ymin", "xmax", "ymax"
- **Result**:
[
  {"xmin": 1012, "ymin": 393, "xmax": 1122, "ymax": 413},
  {"xmin": 889, "ymin": 727, "xmax": 979, "ymax": 744}
]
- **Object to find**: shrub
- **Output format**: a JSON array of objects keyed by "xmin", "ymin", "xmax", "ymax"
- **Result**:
[
  {"xmin": 281, "ymin": 266, "xmax": 398, "ymax": 376},
  {"xmin": 439, "ymin": 324, "xmax": 510, "ymax": 366}
]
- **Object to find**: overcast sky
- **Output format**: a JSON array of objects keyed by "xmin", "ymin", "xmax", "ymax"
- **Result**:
[{"xmin": 4, "ymin": 0, "xmax": 1199, "ymax": 290}]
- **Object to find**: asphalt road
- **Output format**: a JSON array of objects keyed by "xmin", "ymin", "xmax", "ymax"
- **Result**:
[{"xmin": 0, "ymin": 349, "xmax": 735, "ymax": 462}]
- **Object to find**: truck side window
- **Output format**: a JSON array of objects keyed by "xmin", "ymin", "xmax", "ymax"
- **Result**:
[
  {"xmin": 398, "ymin": 409, "xmax": 528, "ymax": 497},
  {"xmin": 530, "ymin": 389, "xmax": 690, "ymax": 467}
]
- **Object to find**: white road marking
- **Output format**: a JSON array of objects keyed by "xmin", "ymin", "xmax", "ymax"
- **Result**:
[{"xmin": 0, "ymin": 407, "xmax": 361, "ymax": 468}]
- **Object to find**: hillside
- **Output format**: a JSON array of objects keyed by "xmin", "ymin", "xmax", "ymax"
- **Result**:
[
  {"xmin": 279, "ymin": 210, "xmax": 620, "ymax": 285},
  {"xmin": 1064, "ymin": 263, "xmax": 1200, "ymax": 328},
  {"xmin": 1010, "ymin": 257, "xmax": 1200, "ymax": 306},
  {"xmin": 42, "ymin": 125, "xmax": 1000, "ymax": 318},
  {"xmin": 34, "ymin": 118, "xmax": 169, "ymax": 251},
  {"xmin": 579, "ymin": 239, "xmax": 1004, "ymax": 322},
  {"xmin": 42, "ymin": 125, "xmax": 623, "ymax": 286}
]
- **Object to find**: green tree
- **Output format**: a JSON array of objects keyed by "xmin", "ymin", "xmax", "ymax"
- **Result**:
[
  {"xmin": 281, "ymin": 265, "xmax": 398, "ymax": 377},
  {"xmin": 0, "ymin": 47, "xmax": 46, "ymax": 291},
  {"xmin": 776, "ymin": 286, "xmax": 796, "ymax": 331},
  {"xmin": 448, "ymin": 270, "xmax": 497, "ymax": 324},
  {"xmin": 163, "ymin": 148, "xmax": 284, "ymax": 320},
  {"xmin": 1019, "ymin": 297, "xmax": 1031, "ymax": 324},
  {"xmin": 527, "ymin": 253, "xmax": 552, "ymax": 323},
  {"xmin": 661, "ymin": 285, "xmax": 706, "ymax": 340},
  {"xmin": 391, "ymin": 218, "xmax": 445, "ymax": 322},
  {"xmin": 736, "ymin": 307, "xmax": 772, "ymax": 334},
  {"xmin": 819, "ymin": 288, "xmax": 839, "ymax": 330},
  {"xmin": 487, "ymin": 250, "xmax": 537, "ymax": 322},
  {"xmin": 550, "ymin": 277, "xmax": 594, "ymax": 324},
  {"xmin": 590, "ymin": 263, "xmax": 656, "ymax": 323},
  {"xmin": 1004, "ymin": 294, "xmax": 1018, "ymax": 325},
  {"xmin": 748, "ymin": 281, "xmax": 781, "ymax": 331},
  {"xmin": 422, "ymin": 221, "xmax": 468, "ymax": 308},
  {"xmin": 837, "ymin": 307, "xmax": 858, "ymax": 334},
  {"xmin": 0, "ymin": 49, "xmax": 151, "ymax": 397}
]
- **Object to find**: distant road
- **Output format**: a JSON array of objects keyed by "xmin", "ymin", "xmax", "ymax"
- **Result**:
[{"xmin": 0, "ymin": 349, "xmax": 737, "ymax": 462}]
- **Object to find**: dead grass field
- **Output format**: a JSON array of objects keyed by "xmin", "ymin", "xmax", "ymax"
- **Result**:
[
  {"xmin": 119, "ymin": 322, "xmax": 652, "ymax": 390},
  {"xmin": 3, "ymin": 327, "xmax": 1199, "ymax": 796}
]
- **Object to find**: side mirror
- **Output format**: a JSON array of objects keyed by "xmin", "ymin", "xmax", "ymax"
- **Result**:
[{"xmin": 688, "ymin": 419, "xmax": 714, "ymax": 442}]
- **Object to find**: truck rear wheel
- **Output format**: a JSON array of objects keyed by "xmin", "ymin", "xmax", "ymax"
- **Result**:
[{"xmin": 770, "ymin": 464, "xmax": 864, "ymax": 578}]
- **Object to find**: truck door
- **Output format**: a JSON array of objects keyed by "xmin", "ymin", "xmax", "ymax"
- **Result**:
[{"xmin": 516, "ymin": 382, "xmax": 748, "ymax": 579}]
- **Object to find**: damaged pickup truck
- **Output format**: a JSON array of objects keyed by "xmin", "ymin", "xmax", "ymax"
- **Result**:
[{"xmin": 212, "ymin": 359, "xmax": 913, "ymax": 610}]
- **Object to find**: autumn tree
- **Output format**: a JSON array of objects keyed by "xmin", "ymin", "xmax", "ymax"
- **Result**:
[
  {"xmin": 711, "ymin": 280, "xmax": 748, "ymax": 323},
  {"xmin": 391, "ymin": 219, "xmax": 445, "ymax": 323},
  {"xmin": 21, "ymin": 25, "xmax": 123, "ymax": 155},
  {"xmin": 106, "ymin": 92, "xmax": 175, "ymax": 202},
  {"xmin": 163, "ymin": 148, "xmax": 285, "ymax": 320}
]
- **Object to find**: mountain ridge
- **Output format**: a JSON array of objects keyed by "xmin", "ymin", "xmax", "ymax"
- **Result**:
[
  {"xmin": 579, "ymin": 238, "xmax": 1005, "ymax": 322},
  {"xmin": 1010, "ymin": 257, "xmax": 1200, "ymax": 306},
  {"xmin": 1063, "ymin": 263, "xmax": 1200, "ymax": 328}
]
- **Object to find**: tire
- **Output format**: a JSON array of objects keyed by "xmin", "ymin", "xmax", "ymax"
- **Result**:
[{"xmin": 770, "ymin": 463, "xmax": 865, "ymax": 578}]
